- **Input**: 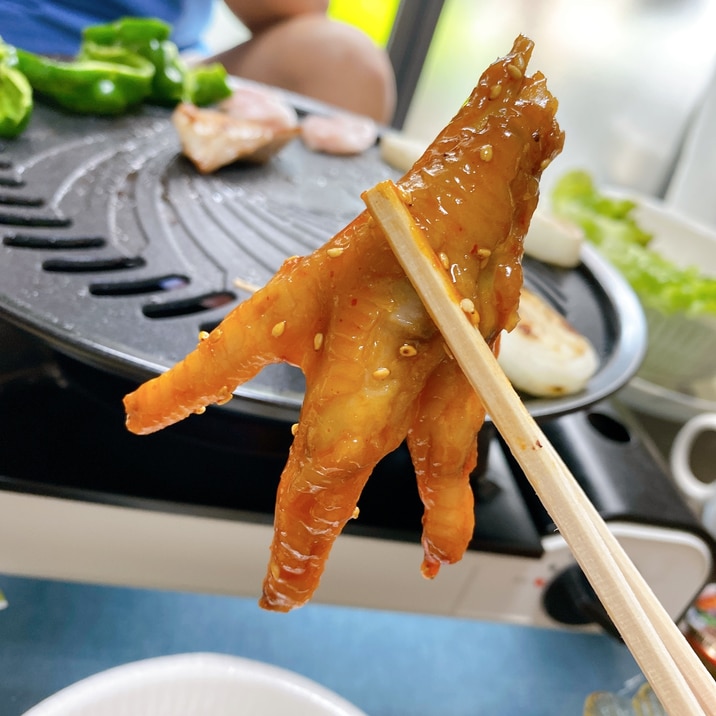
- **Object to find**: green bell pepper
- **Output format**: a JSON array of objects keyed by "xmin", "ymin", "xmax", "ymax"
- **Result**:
[
  {"xmin": 182, "ymin": 63, "xmax": 232, "ymax": 106},
  {"xmin": 0, "ymin": 36, "xmax": 18, "ymax": 66},
  {"xmin": 16, "ymin": 47, "xmax": 154, "ymax": 115},
  {"xmin": 0, "ymin": 38, "xmax": 33, "ymax": 138},
  {"xmin": 83, "ymin": 17, "xmax": 186, "ymax": 104},
  {"xmin": 5, "ymin": 16, "xmax": 232, "ymax": 125},
  {"xmin": 81, "ymin": 16, "xmax": 232, "ymax": 106},
  {"xmin": 82, "ymin": 16, "xmax": 172, "ymax": 46},
  {"xmin": 141, "ymin": 38, "xmax": 186, "ymax": 104}
]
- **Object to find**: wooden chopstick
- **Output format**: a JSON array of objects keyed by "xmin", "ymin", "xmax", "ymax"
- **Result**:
[{"xmin": 363, "ymin": 180, "xmax": 716, "ymax": 716}]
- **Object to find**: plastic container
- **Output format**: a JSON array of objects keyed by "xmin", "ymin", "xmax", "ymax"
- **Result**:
[
  {"xmin": 584, "ymin": 584, "xmax": 716, "ymax": 715},
  {"xmin": 583, "ymin": 682, "xmax": 666, "ymax": 716},
  {"xmin": 682, "ymin": 583, "xmax": 716, "ymax": 678},
  {"xmin": 625, "ymin": 195, "xmax": 716, "ymax": 391}
]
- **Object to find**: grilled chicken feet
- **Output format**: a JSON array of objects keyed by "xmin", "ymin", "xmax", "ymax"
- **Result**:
[{"xmin": 124, "ymin": 35, "xmax": 564, "ymax": 611}]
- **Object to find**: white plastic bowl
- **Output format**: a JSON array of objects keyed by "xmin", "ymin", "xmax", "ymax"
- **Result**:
[
  {"xmin": 22, "ymin": 653, "xmax": 367, "ymax": 716},
  {"xmin": 609, "ymin": 193, "xmax": 716, "ymax": 398},
  {"xmin": 628, "ymin": 194, "xmax": 716, "ymax": 389}
]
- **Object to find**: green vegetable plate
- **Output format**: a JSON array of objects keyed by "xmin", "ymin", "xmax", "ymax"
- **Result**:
[{"xmin": 553, "ymin": 172, "xmax": 716, "ymax": 420}]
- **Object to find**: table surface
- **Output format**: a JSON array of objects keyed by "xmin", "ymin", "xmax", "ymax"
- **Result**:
[{"xmin": 0, "ymin": 574, "xmax": 641, "ymax": 716}]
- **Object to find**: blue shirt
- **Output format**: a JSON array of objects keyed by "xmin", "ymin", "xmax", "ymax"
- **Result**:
[{"xmin": 0, "ymin": 0, "xmax": 214, "ymax": 55}]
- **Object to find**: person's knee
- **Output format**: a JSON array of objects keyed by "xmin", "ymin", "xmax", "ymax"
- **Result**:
[
  {"xmin": 218, "ymin": 14, "xmax": 396, "ymax": 123},
  {"xmin": 300, "ymin": 17, "xmax": 396, "ymax": 122}
]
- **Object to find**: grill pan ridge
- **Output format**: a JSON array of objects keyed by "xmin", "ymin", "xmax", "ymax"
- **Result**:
[{"xmin": 0, "ymin": 100, "xmax": 646, "ymax": 422}]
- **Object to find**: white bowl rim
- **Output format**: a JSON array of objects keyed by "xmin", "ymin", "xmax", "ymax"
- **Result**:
[
  {"xmin": 606, "ymin": 187, "xmax": 716, "ymax": 239},
  {"xmin": 21, "ymin": 652, "xmax": 368, "ymax": 716}
]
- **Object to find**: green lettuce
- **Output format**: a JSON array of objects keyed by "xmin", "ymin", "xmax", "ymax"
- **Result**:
[{"xmin": 552, "ymin": 170, "xmax": 716, "ymax": 317}]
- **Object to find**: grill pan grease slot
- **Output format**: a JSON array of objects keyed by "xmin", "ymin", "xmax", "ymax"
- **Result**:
[{"xmin": 0, "ymin": 101, "xmax": 646, "ymax": 423}]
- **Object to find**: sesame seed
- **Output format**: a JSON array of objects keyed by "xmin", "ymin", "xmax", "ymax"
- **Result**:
[
  {"xmin": 327, "ymin": 247, "xmax": 344, "ymax": 258},
  {"xmin": 198, "ymin": 330, "xmax": 210, "ymax": 342},
  {"xmin": 271, "ymin": 321, "xmax": 286, "ymax": 337},
  {"xmin": 291, "ymin": 423, "xmax": 299, "ymax": 436},
  {"xmin": 479, "ymin": 144, "xmax": 493, "ymax": 162},
  {"xmin": 514, "ymin": 54, "xmax": 526, "ymax": 71},
  {"xmin": 195, "ymin": 406, "xmax": 206, "ymax": 415},
  {"xmin": 489, "ymin": 83, "xmax": 502, "ymax": 99},
  {"xmin": 270, "ymin": 562, "xmax": 281, "ymax": 579},
  {"xmin": 460, "ymin": 298, "xmax": 476, "ymax": 315},
  {"xmin": 438, "ymin": 251, "xmax": 450, "ymax": 270},
  {"xmin": 477, "ymin": 248, "xmax": 492, "ymax": 268},
  {"xmin": 373, "ymin": 367, "xmax": 391, "ymax": 379},
  {"xmin": 351, "ymin": 507, "xmax": 360, "ymax": 519},
  {"xmin": 399, "ymin": 344, "xmax": 417, "ymax": 357},
  {"xmin": 313, "ymin": 332, "xmax": 324, "ymax": 350},
  {"xmin": 507, "ymin": 63, "xmax": 523, "ymax": 79},
  {"xmin": 540, "ymin": 158, "xmax": 552, "ymax": 171}
]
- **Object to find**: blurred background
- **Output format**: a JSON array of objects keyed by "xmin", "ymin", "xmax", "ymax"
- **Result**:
[
  {"xmin": 204, "ymin": 0, "xmax": 716, "ymax": 468},
  {"xmin": 205, "ymin": 0, "xmax": 716, "ymax": 200}
]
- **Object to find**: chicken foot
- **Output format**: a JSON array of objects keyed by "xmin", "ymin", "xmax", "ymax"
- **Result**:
[{"xmin": 124, "ymin": 34, "xmax": 564, "ymax": 611}]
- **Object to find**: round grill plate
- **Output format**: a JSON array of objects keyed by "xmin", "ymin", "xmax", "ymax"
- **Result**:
[{"xmin": 0, "ymin": 101, "xmax": 645, "ymax": 422}]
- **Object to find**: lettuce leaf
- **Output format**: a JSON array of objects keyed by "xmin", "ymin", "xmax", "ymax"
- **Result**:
[{"xmin": 552, "ymin": 170, "xmax": 716, "ymax": 316}]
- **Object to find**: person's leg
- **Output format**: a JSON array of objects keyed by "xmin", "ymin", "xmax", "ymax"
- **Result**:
[{"xmin": 210, "ymin": 13, "xmax": 396, "ymax": 123}]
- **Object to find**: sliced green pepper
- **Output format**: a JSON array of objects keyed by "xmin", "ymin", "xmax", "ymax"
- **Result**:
[
  {"xmin": 16, "ymin": 47, "xmax": 154, "ymax": 115},
  {"xmin": 6, "ymin": 16, "xmax": 232, "ymax": 124},
  {"xmin": 83, "ymin": 17, "xmax": 186, "ymax": 105},
  {"xmin": 140, "ymin": 39, "xmax": 186, "ymax": 104},
  {"xmin": 0, "ymin": 37, "xmax": 32, "ymax": 138},
  {"xmin": 183, "ymin": 63, "xmax": 232, "ymax": 106},
  {"xmin": 81, "ymin": 16, "xmax": 232, "ymax": 107},
  {"xmin": 0, "ymin": 36, "xmax": 18, "ymax": 67},
  {"xmin": 0, "ymin": 65, "xmax": 33, "ymax": 137},
  {"xmin": 82, "ymin": 16, "xmax": 172, "ymax": 46}
]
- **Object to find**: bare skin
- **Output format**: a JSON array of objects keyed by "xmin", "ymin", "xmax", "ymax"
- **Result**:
[{"xmin": 209, "ymin": 1, "xmax": 397, "ymax": 123}]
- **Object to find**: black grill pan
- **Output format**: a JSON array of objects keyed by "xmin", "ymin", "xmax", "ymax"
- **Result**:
[{"xmin": 0, "ymin": 100, "xmax": 645, "ymax": 422}]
